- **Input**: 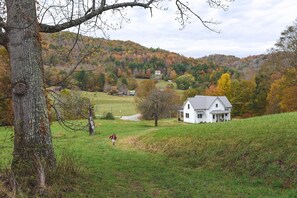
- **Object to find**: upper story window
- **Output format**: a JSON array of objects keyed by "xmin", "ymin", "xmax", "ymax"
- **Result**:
[
  {"xmin": 188, "ymin": 104, "xmax": 190, "ymax": 109},
  {"xmin": 216, "ymin": 104, "xmax": 218, "ymax": 107}
]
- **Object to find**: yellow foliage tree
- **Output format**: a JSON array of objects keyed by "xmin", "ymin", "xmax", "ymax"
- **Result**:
[{"xmin": 217, "ymin": 73, "xmax": 231, "ymax": 96}]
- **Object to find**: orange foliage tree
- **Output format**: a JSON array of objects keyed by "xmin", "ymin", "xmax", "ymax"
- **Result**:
[{"xmin": 266, "ymin": 68, "xmax": 297, "ymax": 113}]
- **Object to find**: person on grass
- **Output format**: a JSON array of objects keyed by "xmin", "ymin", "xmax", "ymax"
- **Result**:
[{"xmin": 109, "ymin": 133, "xmax": 117, "ymax": 146}]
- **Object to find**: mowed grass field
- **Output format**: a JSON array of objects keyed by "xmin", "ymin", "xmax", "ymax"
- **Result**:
[
  {"xmin": 80, "ymin": 80, "xmax": 182, "ymax": 117},
  {"xmin": 81, "ymin": 91, "xmax": 137, "ymax": 117},
  {"xmin": 1, "ymin": 112, "xmax": 297, "ymax": 197}
]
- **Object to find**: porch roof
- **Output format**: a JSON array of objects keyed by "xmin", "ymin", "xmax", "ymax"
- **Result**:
[{"xmin": 210, "ymin": 110, "xmax": 230, "ymax": 114}]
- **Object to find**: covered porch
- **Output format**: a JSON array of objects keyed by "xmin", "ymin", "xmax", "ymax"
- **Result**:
[{"xmin": 211, "ymin": 110, "xmax": 230, "ymax": 122}]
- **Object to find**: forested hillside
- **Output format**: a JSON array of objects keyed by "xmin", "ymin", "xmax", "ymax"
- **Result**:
[{"xmin": 40, "ymin": 31, "xmax": 265, "ymax": 91}]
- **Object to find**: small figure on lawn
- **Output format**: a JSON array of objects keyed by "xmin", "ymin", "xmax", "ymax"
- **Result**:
[{"xmin": 109, "ymin": 133, "xmax": 117, "ymax": 146}]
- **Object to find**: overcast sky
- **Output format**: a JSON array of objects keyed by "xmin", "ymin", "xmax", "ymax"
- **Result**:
[{"xmin": 101, "ymin": 0, "xmax": 297, "ymax": 58}]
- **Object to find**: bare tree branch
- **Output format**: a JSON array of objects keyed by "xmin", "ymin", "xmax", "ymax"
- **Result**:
[
  {"xmin": 39, "ymin": 0, "xmax": 154, "ymax": 33},
  {"xmin": 176, "ymin": 0, "xmax": 220, "ymax": 32}
]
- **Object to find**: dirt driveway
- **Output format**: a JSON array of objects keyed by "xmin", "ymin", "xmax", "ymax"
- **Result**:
[{"xmin": 120, "ymin": 114, "xmax": 141, "ymax": 121}]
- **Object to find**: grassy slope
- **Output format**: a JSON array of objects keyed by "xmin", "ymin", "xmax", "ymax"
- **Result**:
[
  {"xmin": 1, "ymin": 113, "xmax": 297, "ymax": 197},
  {"xmin": 132, "ymin": 112, "xmax": 297, "ymax": 189}
]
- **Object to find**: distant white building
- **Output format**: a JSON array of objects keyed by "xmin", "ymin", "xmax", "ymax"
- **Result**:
[
  {"xmin": 154, "ymin": 70, "xmax": 162, "ymax": 80},
  {"xmin": 155, "ymin": 70, "xmax": 161, "ymax": 75},
  {"xmin": 179, "ymin": 95, "xmax": 232, "ymax": 123}
]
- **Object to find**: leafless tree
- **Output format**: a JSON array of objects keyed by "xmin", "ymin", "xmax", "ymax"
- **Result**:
[
  {"xmin": 0, "ymin": 0, "xmax": 233, "ymax": 192},
  {"xmin": 137, "ymin": 88, "xmax": 180, "ymax": 126},
  {"xmin": 273, "ymin": 18, "xmax": 297, "ymax": 68},
  {"xmin": 49, "ymin": 90, "xmax": 94, "ymax": 133}
]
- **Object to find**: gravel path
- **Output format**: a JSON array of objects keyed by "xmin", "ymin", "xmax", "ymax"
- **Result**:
[{"xmin": 120, "ymin": 114, "xmax": 141, "ymax": 121}]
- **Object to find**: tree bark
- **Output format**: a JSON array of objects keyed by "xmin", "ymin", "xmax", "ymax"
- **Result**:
[
  {"xmin": 153, "ymin": 113, "xmax": 158, "ymax": 127},
  {"xmin": 6, "ymin": 0, "xmax": 56, "ymax": 188},
  {"xmin": 88, "ymin": 105, "xmax": 95, "ymax": 135}
]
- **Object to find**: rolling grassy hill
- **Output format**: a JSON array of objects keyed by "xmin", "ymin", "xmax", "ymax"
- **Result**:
[
  {"xmin": 1, "ymin": 112, "xmax": 297, "ymax": 197},
  {"xmin": 130, "ymin": 112, "xmax": 297, "ymax": 189}
]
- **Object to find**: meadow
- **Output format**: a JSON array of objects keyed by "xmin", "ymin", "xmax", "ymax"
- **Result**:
[
  {"xmin": 81, "ymin": 91, "xmax": 137, "ymax": 117},
  {"xmin": 1, "ymin": 112, "xmax": 297, "ymax": 197},
  {"xmin": 80, "ymin": 80, "xmax": 181, "ymax": 117}
]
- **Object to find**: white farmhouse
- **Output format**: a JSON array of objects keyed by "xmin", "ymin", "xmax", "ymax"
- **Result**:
[{"xmin": 179, "ymin": 95, "xmax": 232, "ymax": 123}]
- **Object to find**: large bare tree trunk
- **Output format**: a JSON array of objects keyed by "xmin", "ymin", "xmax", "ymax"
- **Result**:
[{"xmin": 6, "ymin": 0, "xmax": 56, "ymax": 188}]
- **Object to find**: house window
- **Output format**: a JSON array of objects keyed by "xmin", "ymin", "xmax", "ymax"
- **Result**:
[
  {"xmin": 216, "ymin": 104, "xmax": 218, "ymax": 107},
  {"xmin": 197, "ymin": 114, "xmax": 202, "ymax": 118},
  {"xmin": 185, "ymin": 113, "xmax": 189, "ymax": 118},
  {"xmin": 225, "ymin": 113, "xmax": 228, "ymax": 116},
  {"xmin": 222, "ymin": 114, "xmax": 224, "ymax": 118},
  {"xmin": 213, "ymin": 115, "xmax": 215, "ymax": 119},
  {"xmin": 188, "ymin": 104, "xmax": 190, "ymax": 109}
]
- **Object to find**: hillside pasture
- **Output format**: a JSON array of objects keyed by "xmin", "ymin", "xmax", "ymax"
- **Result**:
[
  {"xmin": 79, "ymin": 80, "xmax": 183, "ymax": 117},
  {"xmin": 1, "ymin": 113, "xmax": 297, "ymax": 197},
  {"xmin": 81, "ymin": 91, "xmax": 137, "ymax": 117},
  {"xmin": 131, "ymin": 112, "xmax": 297, "ymax": 189}
]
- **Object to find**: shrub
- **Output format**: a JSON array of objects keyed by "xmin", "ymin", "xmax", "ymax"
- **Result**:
[{"xmin": 101, "ymin": 112, "xmax": 115, "ymax": 120}]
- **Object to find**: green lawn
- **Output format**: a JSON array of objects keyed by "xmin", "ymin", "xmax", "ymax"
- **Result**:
[
  {"xmin": 1, "ymin": 113, "xmax": 297, "ymax": 197},
  {"xmin": 81, "ymin": 91, "xmax": 137, "ymax": 116}
]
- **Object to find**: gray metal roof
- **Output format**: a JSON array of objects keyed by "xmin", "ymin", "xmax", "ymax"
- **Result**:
[
  {"xmin": 210, "ymin": 110, "xmax": 230, "ymax": 114},
  {"xmin": 186, "ymin": 95, "xmax": 232, "ymax": 110}
]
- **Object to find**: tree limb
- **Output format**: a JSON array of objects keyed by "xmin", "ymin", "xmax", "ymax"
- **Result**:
[
  {"xmin": 176, "ymin": 0, "xmax": 220, "ymax": 33},
  {"xmin": 39, "ymin": 0, "xmax": 154, "ymax": 33}
]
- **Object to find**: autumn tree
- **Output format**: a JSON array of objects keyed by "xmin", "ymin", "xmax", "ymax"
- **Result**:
[
  {"xmin": 175, "ymin": 73, "xmax": 195, "ymax": 90},
  {"xmin": 0, "ymin": 0, "xmax": 233, "ymax": 192},
  {"xmin": 135, "ymin": 79, "xmax": 156, "ymax": 101},
  {"xmin": 229, "ymin": 80, "xmax": 255, "ymax": 117},
  {"xmin": 216, "ymin": 73, "xmax": 231, "ymax": 97},
  {"xmin": 281, "ymin": 86, "xmax": 297, "ymax": 112},
  {"xmin": 204, "ymin": 73, "xmax": 231, "ymax": 97},
  {"xmin": 169, "ymin": 69, "xmax": 178, "ymax": 81},
  {"xmin": 204, "ymin": 84, "xmax": 218, "ymax": 96},
  {"xmin": 137, "ymin": 88, "xmax": 180, "ymax": 126},
  {"xmin": 266, "ymin": 68, "xmax": 297, "ymax": 114},
  {"xmin": 182, "ymin": 88, "xmax": 199, "ymax": 102}
]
